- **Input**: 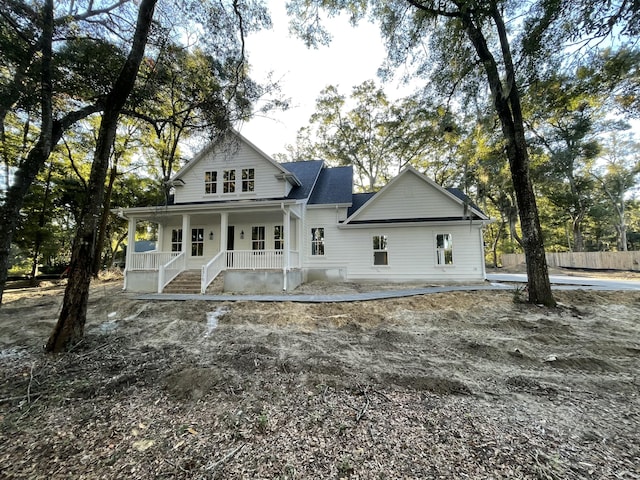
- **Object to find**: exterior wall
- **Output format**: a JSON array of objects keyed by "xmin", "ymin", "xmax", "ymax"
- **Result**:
[
  {"xmin": 304, "ymin": 207, "xmax": 485, "ymax": 282},
  {"xmin": 160, "ymin": 212, "xmax": 298, "ymax": 270},
  {"xmin": 354, "ymin": 172, "xmax": 466, "ymax": 221},
  {"xmin": 174, "ymin": 141, "xmax": 289, "ymax": 204},
  {"xmin": 302, "ymin": 207, "xmax": 349, "ymax": 271}
]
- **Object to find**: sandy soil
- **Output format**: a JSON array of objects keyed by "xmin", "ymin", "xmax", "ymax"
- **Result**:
[{"xmin": 0, "ymin": 274, "xmax": 639, "ymax": 479}]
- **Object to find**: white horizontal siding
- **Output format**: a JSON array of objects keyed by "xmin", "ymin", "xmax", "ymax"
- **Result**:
[
  {"xmin": 174, "ymin": 141, "xmax": 287, "ymax": 204},
  {"xmin": 303, "ymin": 207, "xmax": 485, "ymax": 281},
  {"xmin": 303, "ymin": 208, "xmax": 348, "ymax": 268},
  {"xmin": 160, "ymin": 216, "xmax": 297, "ymax": 269},
  {"xmin": 354, "ymin": 172, "xmax": 465, "ymax": 221}
]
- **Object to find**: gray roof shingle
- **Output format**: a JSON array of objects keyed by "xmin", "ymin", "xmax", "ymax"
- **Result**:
[
  {"xmin": 308, "ymin": 165, "xmax": 354, "ymax": 205},
  {"xmin": 347, "ymin": 192, "xmax": 375, "ymax": 216},
  {"xmin": 281, "ymin": 160, "xmax": 324, "ymax": 200}
]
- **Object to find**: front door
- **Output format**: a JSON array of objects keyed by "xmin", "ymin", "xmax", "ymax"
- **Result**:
[
  {"xmin": 227, "ymin": 226, "xmax": 235, "ymax": 251},
  {"xmin": 227, "ymin": 226, "xmax": 234, "ymax": 267}
]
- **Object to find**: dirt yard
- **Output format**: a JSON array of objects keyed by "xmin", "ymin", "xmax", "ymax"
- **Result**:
[{"xmin": 0, "ymin": 274, "xmax": 639, "ymax": 479}]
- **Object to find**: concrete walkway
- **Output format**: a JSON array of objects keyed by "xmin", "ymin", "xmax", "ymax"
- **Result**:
[{"xmin": 134, "ymin": 274, "xmax": 640, "ymax": 303}]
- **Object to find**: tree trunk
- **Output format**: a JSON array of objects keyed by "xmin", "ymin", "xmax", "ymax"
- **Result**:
[
  {"xmin": 0, "ymin": 0, "xmax": 54, "ymax": 304},
  {"xmin": 92, "ymin": 160, "xmax": 118, "ymax": 276},
  {"xmin": 572, "ymin": 216, "xmax": 584, "ymax": 252},
  {"xmin": 463, "ymin": 6, "xmax": 554, "ymax": 306},
  {"xmin": 491, "ymin": 220, "xmax": 505, "ymax": 268},
  {"xmin": 46, "ymin": 0, "xmax": 157, "ymax": 352},
  {"xmin": 29, "ymin": 160, "xmax": 55, "ymax": 283}
]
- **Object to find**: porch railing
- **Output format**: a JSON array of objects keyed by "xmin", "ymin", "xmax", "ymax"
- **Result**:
[
  {"xmin": 158, "ymin": 251, "xmax": 186, "ymax": 293},
  {"xmin": 201, "ymin": 251, "xmax": 225, "ymax": 294},
  {"xmin": 226, "ymin": 250, "xmax": 284, "ymax": 270},
  {"xmin": 129, "ymin": 251, "xmax": 181, "ymax": 271}
]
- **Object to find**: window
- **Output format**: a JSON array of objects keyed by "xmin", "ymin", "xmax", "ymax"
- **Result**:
[
  {"xmin": 311, "ymin": 228, "xmax": 325, "ymax": 256},
  {"xmin": 171, "ymin": 229, "xmax": 182, "ymax": 252},
  {"xmin": 205, "ymin": 171, "xmax": 217, "ymax": 194},
  {"xmin": 274, "ymin": 225, "xmax": 284, "ymax": 250},
  {"xmin": 373, "ymin": 235, "xmax": 388, "ymax": 265},
  {"xmin": 242, "ymin": 168, "xmax": 255, "ymax": 192},
  {"xmin": 191, "ymin": 228, "xmax": 204, "ymax": 256},
  {"xmin": 436, "ymin": 233, "xmax": 453, "ymax": 265},
  {"xmin": 252, "ymin": 226, "xmax": 265, "ymax": 250},
  {"xmin": 223, "ymin": 169, "xmax": 235, "ymax": 193}
]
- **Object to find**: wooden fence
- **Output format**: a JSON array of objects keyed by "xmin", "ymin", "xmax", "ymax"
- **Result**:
[{"xmin": 501, "ymin": 251, "xmax": 640, "ymax": 271}]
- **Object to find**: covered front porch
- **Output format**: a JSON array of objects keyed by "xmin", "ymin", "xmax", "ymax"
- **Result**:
[{"xmin": 121, "ymin": 203, "xmax": 303, "ymax": 293}]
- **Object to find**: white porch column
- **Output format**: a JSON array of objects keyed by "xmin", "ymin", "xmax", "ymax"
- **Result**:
[
  {"xmin": 126, "ymin": 216, "xmax": 136, "ymax": 269},
  {"xmin": 283, "ymin": 207, "xmax": 291, "ymax": 270},
  {"xmin": 157, "ymin": 223, "xmax": 164, "ymax": 251},
  {"xmin": 123, "ymin": 216, "xmax": 136, "ymax": 290},
  {"xmin": 220, "ymin": 212, "xmax": 228, "ymax": 252},
  {"xmin": 181, "ymin": 214, "xmax": 190, "ymax": 255}
]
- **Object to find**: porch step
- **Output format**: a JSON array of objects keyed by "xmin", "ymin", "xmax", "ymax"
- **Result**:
[
  {"xmin": 162, "ymin": 270, "xmax": 202, "ymax": 294},
  {"xmin": 162, "ymin": 270, "xmax": 225, "ymax": 294}
]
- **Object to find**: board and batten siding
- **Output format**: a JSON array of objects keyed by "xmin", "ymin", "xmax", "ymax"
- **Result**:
[
  {"xmin": 304, "ymin": 208, "xmax": 485, "ymax": 281},
  {"xmin": 174, "ymin": 141, "xmax": 290, "ymax": 204}
]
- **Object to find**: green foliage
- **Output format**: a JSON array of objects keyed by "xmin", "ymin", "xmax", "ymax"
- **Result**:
[{"xmin": 283, "ymin": 80, "xmax": 463, "ymax": 191}]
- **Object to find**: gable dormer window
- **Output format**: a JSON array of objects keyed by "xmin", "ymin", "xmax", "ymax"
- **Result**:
[
  {"xmin": 242, "ymin": 168, "xmax": 255, "ymax": 192},
  {"xmin": 205, "ymin": 171, "xmax": 217, "ymax": 194},
  {"xmin": 223, "ymin": 169, "xmax": 236, "ymax": 193}
]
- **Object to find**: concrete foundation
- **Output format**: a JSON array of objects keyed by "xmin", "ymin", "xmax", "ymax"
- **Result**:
[
  {"xmin": 223, "ymin": 269, "xmax": 303, "ymax": 293},
  {"xmin": 304, "ymin": 267, "xmax": 347, "ymax": 283},
  {"xmin": 125, "ymin": 270, "xmax": 158, "ymax": 293}
]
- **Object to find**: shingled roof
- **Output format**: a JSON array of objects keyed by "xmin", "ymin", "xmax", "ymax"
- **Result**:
[
  {"xmin": 308, "ymin": 165, "xmax": 354, "ymax": 205},
  {"xmin": 280, "ymin": 160, "xmax": 324, "ymax": 200}
]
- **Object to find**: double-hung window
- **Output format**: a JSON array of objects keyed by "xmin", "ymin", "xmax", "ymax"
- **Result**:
[
  {"xmin": 436, "ymin": 233, "xmax": 453, "ymax": 265},
  {"xmin": 242, "ymin": 168, "xmax": 255, "ymax": 192},
  {"xmin": 171, "ymin": 229, "xmax": 182, "ymax": 252},
  {"xmin": 274, "ymin": 225, "xmax": 284, "ymax": 250},
  {"xmin": 311, "ymin": 228, "xmax": 325, "ymax": 256},
  {"xmin": 191, "ymin": 228, "xmax": 204, "ymax": 256},
  {"xmin": 205, "ymin": 171, "xmax": 217, "ymax": 194},
  {"xmin": 223, "ymin": 169, "xmax": 236, "ymax": 193},
  {"xmin": 372, "ymin": 234, "xmax": 388, "ymax": 265},
  {"xmin": 252, "ymin": 226, "xmax": 265, "ymax": 250}
]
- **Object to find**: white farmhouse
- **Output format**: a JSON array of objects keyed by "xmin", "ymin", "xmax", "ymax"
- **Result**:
[{"xmin": 117, "ymin": 131, "xmax": 491, "ymax": 293}]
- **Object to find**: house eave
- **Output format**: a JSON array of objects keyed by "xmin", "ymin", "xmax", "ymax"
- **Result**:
[
  {"xmin": 307, "ymin": 203, "xmax": 352, "ymax": 209},
  {"xmin": 113, "ymin": 198, "xmax": 303, "ymax": 218},
  {"xmin": 338, "ymin": 218, "xmax": 493, "ymax": 228}
]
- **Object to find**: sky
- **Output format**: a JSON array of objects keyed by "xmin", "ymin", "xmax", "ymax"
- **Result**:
[
  {"xmin": 239, "ymin": 2, "xmax": 638, "ymax": 159},
  {"xmin": 239, "ymin": 3, "xmax": 397, "ymax": 157}
]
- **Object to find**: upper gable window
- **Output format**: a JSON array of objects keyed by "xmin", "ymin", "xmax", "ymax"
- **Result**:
[
  {"xmin": 205, "ymin": 171, "xmax": 217, "ymax": 194},
  {"xmin": 242, "ymin": 168, "xmax": 255, "ymax": 192},
  {"xmin": 223, "ymin": 169, "xmax": 236, "ymax": 193}
]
